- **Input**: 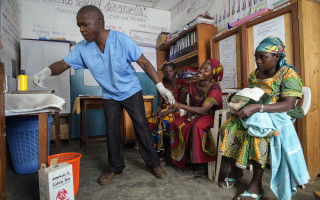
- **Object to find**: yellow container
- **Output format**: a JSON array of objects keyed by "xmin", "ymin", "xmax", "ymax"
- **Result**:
[{"xmin": 18, "ymin": 74, "xmax": 28, "ymax": 91}]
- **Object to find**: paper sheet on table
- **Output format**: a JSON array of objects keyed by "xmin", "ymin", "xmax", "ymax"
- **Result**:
[{"xmin": 219, "ymin": 34, "xmax": 237, "ymax": 89}]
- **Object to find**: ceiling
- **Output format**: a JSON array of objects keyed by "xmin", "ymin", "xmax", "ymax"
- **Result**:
[{"xmin": 115, "ymin": 0, "xmax": 182, "ymax": 10}]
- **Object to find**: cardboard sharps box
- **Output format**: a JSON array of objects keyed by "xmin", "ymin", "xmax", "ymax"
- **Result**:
[{"xmin": 38, "ymin": 162, "xmax": 74, "ymax": 200}]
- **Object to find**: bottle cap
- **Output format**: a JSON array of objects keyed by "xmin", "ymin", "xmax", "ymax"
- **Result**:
[{"xmin": 20, "ymin": 70, "xmax": 26, "ymax": 75}]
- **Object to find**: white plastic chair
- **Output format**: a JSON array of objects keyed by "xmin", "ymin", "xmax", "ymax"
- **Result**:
[
  {"xmin": 208, "ymin": 87, "xmax": 312, "ymax": 182},
  {"xmin": 208, "ymin": 89, "xmax": 238, "ymax": 181},
  {"xmin": 298, "ymin": 87, "xmax": 311, "ymax": 189},
  {"xmin": 300, "ymin": 87, "xmax": 311, "ymax": 115}
]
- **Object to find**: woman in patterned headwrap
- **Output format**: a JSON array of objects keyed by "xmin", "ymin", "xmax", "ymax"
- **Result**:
[
  {"xmin": 219, "ymin": 37, "xmax": 305, "ymax": 200},
  {"xmin": 169, "ymin": 58, "xmax": 223, "ymax": 177}
]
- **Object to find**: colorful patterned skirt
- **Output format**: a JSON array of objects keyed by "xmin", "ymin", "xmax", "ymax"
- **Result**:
[
  {"xmin": 170, "ymin": 114, "xmax": 216, "ymax": 171},
  {"xmin": 146, "ymin": 108, "xmax": 178, "ymax": 152},
  {"xmin": 219, "ymin": 116, "xmax": 270, "ymax": 169}
]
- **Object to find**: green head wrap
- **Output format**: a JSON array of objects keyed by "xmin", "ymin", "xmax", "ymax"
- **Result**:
[{"xmin": 255, "ymin": 36, "xmax": 298, "ymax": 73}]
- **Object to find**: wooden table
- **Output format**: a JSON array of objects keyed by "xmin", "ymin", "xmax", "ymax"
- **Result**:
[
  {"xmin": 74, "ymin": 96, "xmax": 155, "ymax": 155},
  {"xmin": 1, "ymin": 63, "xmax": 62, "ymax": 198},
  {"xmin": 34, "ymin": 113, "xmax": 51, "ymax": 169},
  {"xmin": 78, "ymin": 97, "xmax": 106, "ymax": 156},
  {"xmin": 52, "ymin": 112, "xmax": 62, "ymax": 153},
  {"xmin": 4, "ymin": 93, "xmax": 65, "ymax": 169}
]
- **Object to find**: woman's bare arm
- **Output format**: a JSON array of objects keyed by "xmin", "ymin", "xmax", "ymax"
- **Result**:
[
  {"xmin": 237, "ymin": 96, "xmax": 297, "ymax": 119},
  {"xmin": 172, "ymin": 101, "xmax": 214, "ymax": 115}
]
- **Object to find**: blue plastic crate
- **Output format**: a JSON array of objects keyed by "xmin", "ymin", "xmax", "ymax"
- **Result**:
[{"xmin": 6, "ymin": 115, "xmax": 53, "ymax": 174}]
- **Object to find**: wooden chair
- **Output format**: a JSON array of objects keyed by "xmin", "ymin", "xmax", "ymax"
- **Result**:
[{"xmin": 208, "ymin": 87, "xmax": 312, "ymax": 182}]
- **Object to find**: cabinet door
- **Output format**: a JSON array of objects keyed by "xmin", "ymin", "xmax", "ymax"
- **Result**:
[
  {"xmin": 121, "ymin": 99, "xmax": 153, "ymax": 144},
  {"xmin": 0, "ymin": 63, "xmax": 6, "ymax": 199}
]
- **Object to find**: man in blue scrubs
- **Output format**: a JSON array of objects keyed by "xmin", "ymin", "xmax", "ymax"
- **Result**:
[{"xmin": 32, "ymin": 5, "xmax": 174, "ymax": 185}]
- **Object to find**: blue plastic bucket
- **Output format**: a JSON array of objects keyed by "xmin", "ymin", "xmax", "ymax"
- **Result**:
[{"xmin": 6, "ymin": 115, "xmax": 53, "ymax": 174}]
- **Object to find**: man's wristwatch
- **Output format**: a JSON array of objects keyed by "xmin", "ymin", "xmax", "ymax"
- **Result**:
[{"xmin": 259, "ymin": 104, "xmax": 264, "ymax": 112}]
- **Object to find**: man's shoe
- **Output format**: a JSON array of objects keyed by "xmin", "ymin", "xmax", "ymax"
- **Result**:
[
  {"xmin": 99, "ymin": 171, "xmax": 118, "ymax": 185},
  {"xmin": 151, "ymin": 166, "xmax": 167, "ymax": 179}
]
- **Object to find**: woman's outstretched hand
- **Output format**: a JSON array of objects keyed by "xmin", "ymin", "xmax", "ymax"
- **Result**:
[{"xmin": 171, "ymin": 101, "xmax": 185, "ymax": 109}]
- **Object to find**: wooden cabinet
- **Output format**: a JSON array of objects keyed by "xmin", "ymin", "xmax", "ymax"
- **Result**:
[
  {"xmin": 121, "ymin": 96, "xmax": 155, "ymax": 144},
  {"xmin": 297, "ymin": 0, "xmax": 320, "ymax": 181},
  {"xmin": 156, "ymin": 24, "xmax": 217, "ymax": 81},
  {"xmin": 0, "ymin": 62, "xmax": 6, "ymax": 200}
]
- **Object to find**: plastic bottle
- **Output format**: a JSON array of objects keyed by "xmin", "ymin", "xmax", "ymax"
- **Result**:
[{"xmin": 18, "ymin": 70, "xmax": 28, "ymax": 91}]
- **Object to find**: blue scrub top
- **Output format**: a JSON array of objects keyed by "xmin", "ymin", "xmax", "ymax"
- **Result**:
[{"xmin": 64, "ymin": 30, "xmax": 143, "ymax": 101}]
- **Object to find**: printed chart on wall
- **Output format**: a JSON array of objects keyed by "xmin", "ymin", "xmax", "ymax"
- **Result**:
[
  {"xmin": 21, "ymin": 0, "xmax": 170, "ymax": 42},
  {"xmin": 253, "ymin": 15, "xmax": 285, "ymax": 68},
  {"xmin": 219, "ymin": 34, "xmax": 237, "ymax": 89},
  {"xmin": 84, "ymin": 46, "xmax": 157, "ymax": 86}
]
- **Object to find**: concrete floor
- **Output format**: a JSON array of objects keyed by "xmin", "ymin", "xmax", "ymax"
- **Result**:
[{"xmin": 6, "ymin": 140, "xmax": 320, "ymax": 200}]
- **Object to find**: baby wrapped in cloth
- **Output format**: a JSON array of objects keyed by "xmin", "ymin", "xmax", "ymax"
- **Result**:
[{"xmin": 227, "ymin": 87, "xmax": 280, "ymax": 137}]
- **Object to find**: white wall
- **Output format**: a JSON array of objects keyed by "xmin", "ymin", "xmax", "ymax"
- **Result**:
[
  {"xmin": 170, "ymin": 0, "xmax": 215, "ymax": 32},
  {"xmin": 21, "ymin": 0, "xmax": 171, "ymax": 43},
  {"xmin": 0, "ymin": 0, "xmax": 21, "ymax": 92},
  {"xmin": 170, "ymin": 0, "xmax": 272, "ymax": 33},
  {"xmin": 0, "ymin": 0, "xmax": 20, "ymax": 60}
]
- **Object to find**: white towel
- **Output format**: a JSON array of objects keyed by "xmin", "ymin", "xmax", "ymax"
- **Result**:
[{"xmin": 5, "ymin": 94, "xmax": 66, "ymax": 116}]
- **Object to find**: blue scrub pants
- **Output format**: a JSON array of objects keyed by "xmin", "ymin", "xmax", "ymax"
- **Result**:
[{"xmin": 102, "ymin": 91, "xmax": 160, "ymax": 174}]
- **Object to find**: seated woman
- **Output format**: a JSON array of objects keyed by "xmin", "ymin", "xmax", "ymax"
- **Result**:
[
  {"xmin": 147, "ymin": 62, "xmax": 188, "ymax": 164},
  {"xmin": 169, "ymin": 58, "xmax": 223, "ymax": 177},
  {"xmin": 219, "ymin": 36, "xmax": 309, "ymax": 200}
]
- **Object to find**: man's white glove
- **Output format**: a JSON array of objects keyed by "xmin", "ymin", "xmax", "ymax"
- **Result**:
[
  {"xmin": 32, "ymin": 68, "xmax": 51, "ymax": 88},
  {"xmin": 156, "ymin": 82, "xmax": 175, "ymax": 105}
]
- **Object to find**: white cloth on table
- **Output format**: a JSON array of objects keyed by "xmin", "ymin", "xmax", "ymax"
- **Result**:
[{"xmin": 5, "ymin": 94, "xmax": 66, "ymax": 116}]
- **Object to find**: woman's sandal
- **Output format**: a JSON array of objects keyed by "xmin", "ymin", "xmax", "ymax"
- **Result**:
[
  {"xmin": 235, "ymin": 189, "xmax": 264, "ymax": 200},
  {"xmin": 219, "ymin": 174, "xmax": 243, "ymax": 188}
]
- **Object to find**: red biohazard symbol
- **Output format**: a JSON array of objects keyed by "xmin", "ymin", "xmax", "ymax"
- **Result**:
[{"xmin": 56, "ymin": 189, "xmax": 68, "ymax": 200}]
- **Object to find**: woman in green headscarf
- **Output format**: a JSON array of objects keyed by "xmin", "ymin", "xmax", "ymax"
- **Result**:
[{"xmin": 218, "ymin": 37, "xmax": 303, "ymax": 199}]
